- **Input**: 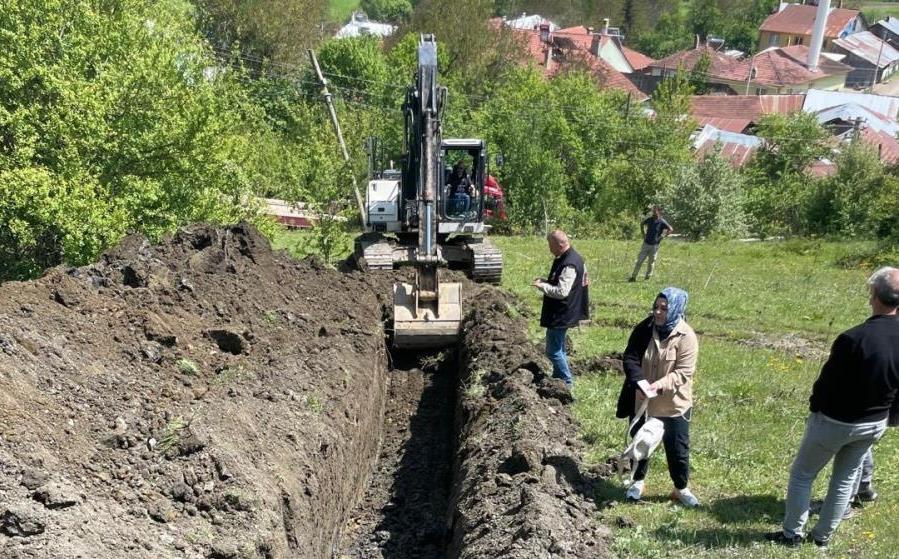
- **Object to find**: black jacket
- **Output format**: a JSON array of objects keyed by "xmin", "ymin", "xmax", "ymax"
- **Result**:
[
  {"xmin": 810, "ymin": 315, "xmax": 899, "ymax": 424},
  {"xmin": 539, "ymin": 248, "xmax": 589, "ymax": 329},
  {"xmin": 616, "ymin": 316, "xmax": 654, "ymax": 418}
]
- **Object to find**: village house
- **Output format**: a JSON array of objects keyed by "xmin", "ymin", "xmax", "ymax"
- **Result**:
[
  {"xmin": 870, "ymin": 16, "xmax": 899, "ymax": 49},
  {"xmin": 758, "ymin": 3, "xmax": 864, "ymax": 50},
  {"xmin": 498, "ymin": 20, "xmax": 651, "ymax": 101},
  {"xmin": 334, "ymin": 11, "xmax": 396, "ymax": 39},
  {"xmin": 643, "ymin": 43, "xmax": 852, "ymax": 95},
  {"xmin": 832, "ymin": 31, "xmax": 899, "ymax": 87}
]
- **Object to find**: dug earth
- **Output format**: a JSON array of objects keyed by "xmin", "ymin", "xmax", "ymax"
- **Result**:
[{"xmin": 0, "ymin": 224, "xmax": 610, "ymax": 558}]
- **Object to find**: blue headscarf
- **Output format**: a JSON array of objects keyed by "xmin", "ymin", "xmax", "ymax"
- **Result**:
[{"xmin": 654, "ymin": 287, "xmax": 688, "ymax": 340}]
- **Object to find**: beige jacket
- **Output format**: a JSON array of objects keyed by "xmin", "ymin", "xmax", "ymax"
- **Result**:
[{"xmin": 635, "ymin": 320, "xmax": 698, "ymax": 418}]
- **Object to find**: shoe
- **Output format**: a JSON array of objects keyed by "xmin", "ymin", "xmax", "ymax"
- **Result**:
[
  {"xmin": 857, "ymin": 483, "xmax": 878, "ymax": 503},
  {"xmin": 842, "ymin": 505, "xmax": 857, "ymax": 520},
  {"xmin": 644, "ymin": 276, "xmax": 651, "ymax": 280},
  {"xmin": 627, "ymin": 277, "xmax": 636, "ymax": 283},
  {"xmin": 765, "ymin": 531, "xmax": 803, "ymax": 547},
  {"xmin": 625, "ymin": 480, "xmax": 644, "ymax": 501},
  {"xmin": 672, "ymin": 487, "xmax": 700, "ymax": 508}
]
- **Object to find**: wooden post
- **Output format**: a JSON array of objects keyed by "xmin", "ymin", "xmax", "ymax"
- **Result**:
[{"xmin": 307, "ymin": 49, "xmax": 367, "ymax": 227}]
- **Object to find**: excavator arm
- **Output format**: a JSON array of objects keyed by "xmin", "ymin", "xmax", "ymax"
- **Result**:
[{"xmin": 392, "ymin": 35, "xmax": 462, "ymax": 349}]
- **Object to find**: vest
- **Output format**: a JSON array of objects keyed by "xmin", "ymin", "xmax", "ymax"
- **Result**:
[{"xmin": 540, "ymin": 248, "xmax": 589, "ymax": 329}]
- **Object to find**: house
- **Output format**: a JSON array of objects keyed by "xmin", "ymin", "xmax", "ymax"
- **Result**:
[
  {"xmin": 758, "ymin": 3, "xmax": 864, "ymax": 50},
  {"xmin": 813, "ymin": 102, "xmax": 899, "ymax": 163},
  {"xmin": 507, "ymin": 23, "xmax": 650, "ymax": 101},
  {"xmin": 548, "ymin": 22, "xmax": 655, "ymax": 74},
  {"xmin": 870, "ymin": 16, "xmax": 899, "ymax": 49},
  {"xmin": 503, "ymin": 13, "xmax": 558, "ymax": 31},
  {"xmin": 803, "ymin": 88, "xmax": 899, "ymax": 118},
  {"xmin": 334, "ymin": 11, "xmax": 396, "ymax": 39},
  {"xmin": 688, "ymin": 94, "xmax": 805, "ymax": 133},
  {"xmin": 643, "ymin": 44, "xmax": 851, "ymax": 95},
  {"xmin": 692, "ymin": 124, "xmax": 763, "ymax": 167},
  {"xmin": 832, "ymin": 31, "xmax": 899, "ymax": 87}
]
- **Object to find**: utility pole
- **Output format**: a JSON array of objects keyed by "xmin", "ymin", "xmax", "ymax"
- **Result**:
[
  {"xmin": 307, "ymin": 49, "xmax": 367, "ymax": 227},
  {"xmin": 745, "ymin": 54, "xmax": 756, "ymax": 95}
]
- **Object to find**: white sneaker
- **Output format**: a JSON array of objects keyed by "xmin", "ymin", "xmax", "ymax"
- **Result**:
[
  {"xmin": 673, "ymin": 487, "xmax": 700, "ymax": 508},
  {"xmin": 625, "ymin": 480, "xmax": 644, "ymax": 501}
]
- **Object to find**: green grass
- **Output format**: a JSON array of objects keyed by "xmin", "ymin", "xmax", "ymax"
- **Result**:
[
  {"xmin": 494, "ymin": 236, "xmax": 899, "ymax": 559},
  {"xmin": 329, "ymin": 0, "xmax": 360, "ymax": 22}
]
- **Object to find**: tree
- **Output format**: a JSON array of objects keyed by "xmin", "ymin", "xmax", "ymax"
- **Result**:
[
  {"xmin": 361, "ymin": 0, "xmax": 413, "ymax": 21},
  {"xmin": 662, "ymin": 152, "xmax": 748, "ymax": 239},
  {"xmin": 0, "ymin": 0, "xmax": 269, "ymax": 281},
  {"xmin": 195, "ymin": 0, "xmax": 328, "ymax": 69},
  {"xmin": 745, "ymin": 113, "xmax": 831, "ymax": 237}
]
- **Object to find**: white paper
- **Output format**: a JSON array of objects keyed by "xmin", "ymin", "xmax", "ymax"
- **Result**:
[{"xmin": 637, "ymin": 379, "xmax": 658, "ymax": 399}]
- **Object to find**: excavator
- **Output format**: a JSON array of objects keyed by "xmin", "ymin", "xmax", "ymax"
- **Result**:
[{"xmin": 356, "ymin": 35, "xmax": 503, "ymax": 349}]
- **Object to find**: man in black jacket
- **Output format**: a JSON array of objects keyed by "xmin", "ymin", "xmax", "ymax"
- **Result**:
[
  {"xmin": 768, "ymin": 266, "xmax": 899, "ymax": 549},
  {"xmin": 532, "ymin": 230, "xmax": 589, "ymax": 388}
]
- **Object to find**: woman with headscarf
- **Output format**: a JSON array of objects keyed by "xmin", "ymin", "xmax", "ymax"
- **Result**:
[{"xmin": 615, "ymin": 287, "xmax": 700, "ymax": 507}]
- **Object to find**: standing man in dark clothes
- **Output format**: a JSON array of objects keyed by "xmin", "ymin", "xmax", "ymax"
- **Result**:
[
  {"xmin": 532, "ymin": 230, "xmax": 589, "ymax": 389},
  {"xmin": 767, "ymin": 266, "xmax": 899, "ymax": 549},
  {"xmin": 629, "ymin": 205, "xmax": 673, "ymax": 282}
]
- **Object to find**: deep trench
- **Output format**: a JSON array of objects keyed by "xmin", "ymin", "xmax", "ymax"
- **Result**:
[{"xmin": 334, "ymin": 347, "xmax": 460, "ymax": 559}]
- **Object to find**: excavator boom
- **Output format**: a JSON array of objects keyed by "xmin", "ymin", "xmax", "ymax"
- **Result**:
[{"xmin": 392, "ymin": 35, "xmax": 462, "ymax": 349}]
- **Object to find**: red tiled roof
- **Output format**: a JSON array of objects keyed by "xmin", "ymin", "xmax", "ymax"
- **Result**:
[
  {"xmin": 689, "ymin": 94, "xmax": 805, "ymax": 124},
  {"xmin": 650, "ymin": 45, "xmax": 740, "ymax": 75},
  {"xmin": 759, "ymin": 4, "xmax": 860, "ymax": 38},
  {"xmin": 741, "ymin": 45, "xmax": 851, "ymax": 86},
  {"xmin": 622, "ymin": 46, "xmax": 655, "ymax": 70},
  {"xmin": 509, "ymin": 27, "xmax": 649, "ymax": 101}
]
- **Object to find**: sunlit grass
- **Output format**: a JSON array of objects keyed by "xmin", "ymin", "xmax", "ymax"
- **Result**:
[{"xmin": 496, "ymin": 235, "xmax": 898, "ymax": 559}]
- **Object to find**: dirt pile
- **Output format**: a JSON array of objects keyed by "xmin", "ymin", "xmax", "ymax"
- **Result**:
[
  {"xmin": 0, "ymin": 224, "xmax": 389, "ymax": 559},
  {"xmin": 1, "ymin": 223, "xmax": 612, "ymax": 559},
  {"xmin": 448, "ymin": 289, "xmax": 610, "ymax": 558}
]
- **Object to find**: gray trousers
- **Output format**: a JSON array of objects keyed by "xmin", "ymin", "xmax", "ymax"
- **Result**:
[
  {"xmin": 631, "ymin": 242, "xmax": 660, "ymax": 279},
  {"xmin": 782, "ymin": 412, "xmax": 887, "ymax": 543},
  {"xmin": 851, "ymin": 447, "xmax": 875, "ymax": 495}
]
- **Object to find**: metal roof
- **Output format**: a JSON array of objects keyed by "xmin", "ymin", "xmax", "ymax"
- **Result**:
[
  {"xmin": 505, "ymin": 14, "xmax": 558, "ymax": 31},
  {"xmin": 814, "ymin": 102, "xmax": 899, "ymax": 136},
  {"xmin": 874, "ymin": 16, "xmax": 899, "ymax": 38},
  {"xmin": 833, "ymin": 31, "xmax": 899, "ymax": 67},
  {"xmin": 693, "ymin": 124, "xmax": 763, "ymax": 167},
  {"xmin": 803, "ymin": 89, "xmax": 899, "ymax": 119}
]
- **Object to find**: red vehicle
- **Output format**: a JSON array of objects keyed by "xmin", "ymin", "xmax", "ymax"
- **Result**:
[{"xmin": 483, "ymin": 175, "xmax": 507, "ymax": 221}]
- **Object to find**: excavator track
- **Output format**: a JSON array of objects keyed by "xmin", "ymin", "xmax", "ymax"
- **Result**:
[
  {"xmin": 468, "ymin": 238, "xmax": 503, "ymax": 284},
  {"xmin": 355, "ymin": 235, "xmax": 395, "ymax": 272}
]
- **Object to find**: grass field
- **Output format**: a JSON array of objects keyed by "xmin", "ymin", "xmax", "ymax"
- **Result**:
[
  {"xmin": 328, "ymin": 0, "xmax": 360, "ymax": 22},
  {"xmin": 493, "ymin": 236, "xmax": 898, "ymax": 559},
  {"xmin": 852, "ymin": 1, "xmax": 899, "ymax": 21}
]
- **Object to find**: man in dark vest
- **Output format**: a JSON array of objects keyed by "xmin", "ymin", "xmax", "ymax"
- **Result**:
[{"xmin": 533, "ymin": 230, "xmax": 590, "ymax": 388}]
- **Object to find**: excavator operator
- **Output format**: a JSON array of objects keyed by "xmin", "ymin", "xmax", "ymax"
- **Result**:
[{"xmin": 447, "ymin": 160, "xmax": 474, "ymax": 217}]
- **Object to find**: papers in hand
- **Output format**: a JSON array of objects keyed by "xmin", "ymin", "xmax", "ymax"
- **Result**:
[{"xmin": 637, "ymin": 380, "xmax": 658, "ymax": 399}]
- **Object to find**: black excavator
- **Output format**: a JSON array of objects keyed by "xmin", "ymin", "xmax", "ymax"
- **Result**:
[{"xmin": 355, "ymin": 35, "xmax": 503, "ymax": 348}]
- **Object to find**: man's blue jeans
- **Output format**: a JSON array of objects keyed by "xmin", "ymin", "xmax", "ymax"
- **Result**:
[
  {"xmin": 782, "ymin": 412, "xmax": 887, "ymax": 543},
  {"xmin": 545, "ymin": 327, "xmax": 573, "ymax": 387}
]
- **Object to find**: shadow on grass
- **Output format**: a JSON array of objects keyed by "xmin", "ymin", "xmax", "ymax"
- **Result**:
[{"xmin": 652, "ymin": 495, "xmax": 785, "ymax": 549}]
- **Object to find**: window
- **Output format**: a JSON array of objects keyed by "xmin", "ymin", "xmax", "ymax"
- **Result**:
[{"xmin": 768, "ymin": 33, "xmax": 780, "ymax": 47}]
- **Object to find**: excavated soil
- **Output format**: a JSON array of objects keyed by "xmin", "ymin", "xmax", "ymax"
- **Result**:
[{"xmin": 0, "ymin": 224, "xmax": 610, "ymax": 559}]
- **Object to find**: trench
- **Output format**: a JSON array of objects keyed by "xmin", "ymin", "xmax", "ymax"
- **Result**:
[{"xmin": 334, "ymin": 348, "xmax": 459, "ymax": 559}]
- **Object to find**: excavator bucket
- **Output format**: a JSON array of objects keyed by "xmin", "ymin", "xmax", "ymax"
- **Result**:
[{"xmin": 392, "ymin": 281, "xmax": 462, "ymax": 349}]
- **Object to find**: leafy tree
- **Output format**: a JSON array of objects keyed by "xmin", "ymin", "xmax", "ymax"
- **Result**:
[
  {"xmin": 745, "ymin": 113, "xmax": 831, "ymax": 237},
  {"xmin": 195, "ymin": 0, "xmax": 328, "ymax": 68},
  {"xmin": 662, "ymin": 151, "xmax": 748, "ymax": 239},
  {"xmin": 361, "ymin": 0, "xmax": 413, "ymax": 21},
  {"xmin": 0, "ymin": 0, "xmax": 268, "ymax": 281}
]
